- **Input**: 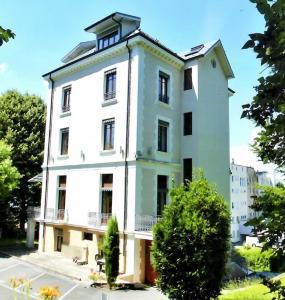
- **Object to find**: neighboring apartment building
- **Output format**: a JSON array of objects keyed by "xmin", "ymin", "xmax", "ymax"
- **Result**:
[
  {"xmin": 28, "ymin": 12, "xmax": 234, "ymax": 283},
  {"xmin": 230, "ymin": 161, "xmax": 272, "ymax": 243}
]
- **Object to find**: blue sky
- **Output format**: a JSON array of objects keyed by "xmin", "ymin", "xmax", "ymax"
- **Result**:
[{"xmin": 1, "ymin": 0, "xmax": 274, "ymax": 176}]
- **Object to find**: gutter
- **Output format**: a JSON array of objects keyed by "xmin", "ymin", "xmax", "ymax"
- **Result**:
[
  {"xmin": 42, "ymin": 74, "xmax": 55, "ymax": 248},
  {"xmin": 123, "ymin": 39, "xmax": 131, "ymax": 261}
]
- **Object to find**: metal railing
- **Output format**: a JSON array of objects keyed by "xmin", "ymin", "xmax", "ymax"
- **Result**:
[
  {"xmin": 46, "ymin": 208, "xmax": 69, "ymax": 222},
  {"xmin": 27, "ymin": 207, "xmax": 41, "ymax": 220},
  {"xmin": 62, "ymin": 104, "xmax": 70, "ymax": 113},
  {"xmin": 135, "ymin": 215, "xmax": 161, "ymax": 231},
  {"xmin": 104, "ymin": 91, "xmax": 116, "ymax": 100},
  {"xmin": 88, "ymin": 212, "xmax": 112, "ymax": 227}
]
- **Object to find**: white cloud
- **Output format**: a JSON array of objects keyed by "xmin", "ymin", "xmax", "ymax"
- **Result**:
[
  {"xmin": 231, "ymin": 128, "xmax": 284, "ymax": 185},
  {"xmin": 0, "ymin": 63, "xmax": 8, "ymax": 75}
]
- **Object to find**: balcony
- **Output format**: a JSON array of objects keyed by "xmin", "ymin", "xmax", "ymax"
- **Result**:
[
  {"xmin": 45, "ymin": 208, "xmax": 69, "ymax": 223},
  {"xmin": 27, "ymin": 207, "xmax": 41, "ymax": 220},
  {"xmin": 88, "ymin": 212, "xmax": 112, "ymax": 227},
  {"xmin": 135, "ymin": 215, "xmax": 161, "ymax": 232}
]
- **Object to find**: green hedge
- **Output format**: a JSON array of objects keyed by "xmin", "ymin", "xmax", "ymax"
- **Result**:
[{"xmin": 234, "ymin": 246, "xmax": 285, "ymax": 272}]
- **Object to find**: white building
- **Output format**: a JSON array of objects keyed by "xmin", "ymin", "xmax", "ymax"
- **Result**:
[
  {"xmin": 230, "ymin": 162, "xmax": 272, "ymax": 243},
  {"xmin": 29, "ymin": 12, "xmax": 234, "ymax": 283}
]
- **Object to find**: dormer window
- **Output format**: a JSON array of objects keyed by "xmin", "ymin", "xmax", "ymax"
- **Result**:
[{"xmin": 98, "ymin": 30, "xmax": 119, "ymax": 50}]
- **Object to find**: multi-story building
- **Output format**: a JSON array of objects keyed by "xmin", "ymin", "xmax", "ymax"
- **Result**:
[
  {"xmin": 230, "ymin": 162, "xmax": 272, "ymax": 243},
  {"xmin": 28, "ymin": 12, "xmax": 234, "ymax": 283}
]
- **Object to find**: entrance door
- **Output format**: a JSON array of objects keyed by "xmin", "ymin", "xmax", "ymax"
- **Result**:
[
  {"xmin": 145, "ymin": 240, "xmax": 156, "ymax": 284},
  {"xmin": 55, "ymin": 228, "xmax": 63, "ymax": 252}
]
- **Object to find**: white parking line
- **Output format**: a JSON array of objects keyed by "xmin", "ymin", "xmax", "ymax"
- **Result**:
[
  {"xmin": 0, "ymin": 281, "xmax": 38, "ymax": 299},
  {"xmin": 58, "ymin": 284, "xmax": 78, "ymax": 300},
  {"xmin": 0, "ymin": 263, "xmax": 19, "ymax": 273},
  {"xmin": 15, "ymin": 272, "xmax": 46, "ymax": 290}
]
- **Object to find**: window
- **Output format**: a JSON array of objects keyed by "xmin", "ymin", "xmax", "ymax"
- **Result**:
[
  {"xmin": 104, "ymin": 69, "xmax": 116, "ymax": 100},
  {"xmin": 158, "ymin": 120, "xmax": 169, "ymax": 152},
  {"xmin": 57, "ymin": 176, "xmax": 66, "ymax": 220},
  {"xmin": 158, "ymin": 72, "xmax": 169, "ymax": 103},
  {"xmin": 183, "ymin": 158, "xmax": 192, "ymax": 182},
  {"xmin": 60, "ymin": 128, "xmax": 69, "ymax": 155},
  {"xmin": 101, "ymin": 174, "xmax": 113, "ymax": 224},
  {"xmin": 183, "ymin": 112, "xmax": 192, "ymax": 135},
  {"xmin": 103, "ymin": 119, "xmax": 115, "ymax": 150},
  {"xmin": 62, "ymin": 86, "xmax": 71, "ymax": 112},
  {"xmin": 184, "ymin": 68, "xmax": 192, "ymax": 90},
  {"xmin": 157, "ymin": 175, "xmax": 168, "ymax": 216},
  {"xmin": 98, "ymin": 31, "xmax": 119, "ymax": 50},
  {"xmin": 83, "ymin": 232, "xmax": 93, "ymax": 241}
]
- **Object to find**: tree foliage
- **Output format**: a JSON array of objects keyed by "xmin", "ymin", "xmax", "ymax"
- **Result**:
[
  {"xmin": 0, "ymin": 140, "xmax": 20, "ymax": 198},
  {"xmin": 0, "ymin": 26, "xmax": 15, "ymax": 46},
  {"xmin": 103, "ymin": 217, "xmax": 120, "ymax": 289},
  {"xmin": 0, "ymin": 90, "xmax": 46, "ymax": 231},
  {"xmin": 246, "ymin": 184, "xmax": 285, "ymax": 254},
  {"xmin": 242, "ymin": 0, "xmax": 285, "ymax": 169},
  {"xmin": 152, "ymin": 172, "xmax": 231, "ymax": 300}
]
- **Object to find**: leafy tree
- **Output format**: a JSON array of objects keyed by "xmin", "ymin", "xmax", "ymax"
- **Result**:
[
  {"xmin": 0, "ymin": 90, "xmax": 46, "ymax": 232},
  {"xmin": 246, "ymin": 185, "xmax": 285, "ymax": 254},
  {"xmin": 242, "ymin": 0, "xmax": 285, "ymax": 170},
  {"xmin": 103, "ymin": 217, "xmax": 120, "ymax": 289},
  {"xmin": 0, "ymin": 26, "xmax": 15, "ymax": 46},
  {"xmin": 0, "ymin": 140, "xmax": 20, "ymax": 198},
  {"xmin": 152, "ymin": 172, "xmax": 231, "ymax": 300}
]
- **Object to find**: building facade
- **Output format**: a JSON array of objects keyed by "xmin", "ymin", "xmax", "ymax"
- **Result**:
[
  {"xmin": 30, "ymin": 12, "xmax": 234, "ymax": 282},
  {"xmin": 230, "ymin": 162, "xmax": 272, "ymax": 243}
]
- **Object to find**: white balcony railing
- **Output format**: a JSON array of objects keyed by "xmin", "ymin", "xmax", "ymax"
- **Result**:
[
  {"xmin": 45, "ymin": 208, "xmax": 69, "ymax": 223},
  {"xmin": 135, "ymin": 215, "xmax": 161, "ymax": 231},
  {"xmin": 88, "ymin": 212, "xmax": 112, "ymax": 227},
  {"xmin": 27, "ymin": 206, "xmax": 41, "ymax": 220}
]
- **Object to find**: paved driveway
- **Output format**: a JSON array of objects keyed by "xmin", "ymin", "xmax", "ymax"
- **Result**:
[{"xmin": 0, "ymin": 253, "xmax": 167, "ymax": 300}]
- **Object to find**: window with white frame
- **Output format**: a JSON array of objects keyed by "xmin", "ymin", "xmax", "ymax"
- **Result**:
[
  {"xmin": 60, "ymin": 128, "xmax": 69, "ymax": 155},
  {"xmin": 158, "ymin": 71, "xmax": 169, "ymax": 104},
  {"xmin": 101, "ymin": 174, "xmax": 113, "ymax": 224},
  {"xmin": 157, "ymin": 175, "xmax": 168, "ymax": 216},
  {"xmin": 158, "ymin": 120, "xmax": 169, "ymax": 152},
  {"xmin": 103, "ymin": 118, "xmax": 115, "ymax": 150},
  {"xmin": 104, "ymin": 69, "xmax": 116, "ymax": 100},
  {"xmin": 62, "ymin": 86, "xmax": 71, "ymax": 113}
]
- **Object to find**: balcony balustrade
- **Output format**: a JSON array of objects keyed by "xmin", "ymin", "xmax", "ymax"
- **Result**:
[
  {"xmin": 135, "ymin": 215, "xmax": 161, "ymax": 231},
  {"xmin": 88, "ymin": 212, "xmax": 112, "ymax": 227},
  {"xmin": 45, "ymin": 208, "xmax": 69, "ymax": 223}
]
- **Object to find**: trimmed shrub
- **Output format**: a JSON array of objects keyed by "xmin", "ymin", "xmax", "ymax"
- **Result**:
[
  {"xmin": 103, "ymin": 217, "xmax": 120, "ymax": 289},
  {"xmin": 152, "ymin": 171, "xmax": 231, "ymax": 300}
]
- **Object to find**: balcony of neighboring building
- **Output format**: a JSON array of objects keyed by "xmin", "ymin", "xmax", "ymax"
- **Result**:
[{"xmin": 135, "ymin": 214, "xmax": 161, "ymax": 232}]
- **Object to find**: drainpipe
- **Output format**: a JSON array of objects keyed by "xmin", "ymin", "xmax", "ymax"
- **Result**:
[
  {"xmin": 123, "ymin": 39, "xmax": 132, "ymax": 268},
  {"xmin": 42, "ymin": 74, "xmax": 55, "ymax": 250}
]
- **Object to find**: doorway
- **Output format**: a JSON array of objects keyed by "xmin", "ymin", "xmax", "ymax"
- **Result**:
[
  {"xmin": 145, "ymin": 240, "xmax": 156, "ymax": 284},
  {"xmin": 55, "ymin": 228, "xmax": 63, "ymax": 252}
]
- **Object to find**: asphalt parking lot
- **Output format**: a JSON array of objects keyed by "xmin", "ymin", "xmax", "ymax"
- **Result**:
[
  {"xmin": 0, "ymin": 253, "xmax": 102, "ymax": 299},
  {"xmin": 0, "ymin": 253, "xmax": 167, "ymax": 300}
]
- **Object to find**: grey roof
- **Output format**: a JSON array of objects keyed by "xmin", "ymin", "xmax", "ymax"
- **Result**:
[
  {"xmin": 85, "ymin": 12, "xmax": 141, "ymax": 33},
  {"xmin": 61, "ymin": 40, "xmax": 96, "ymax": 63}
]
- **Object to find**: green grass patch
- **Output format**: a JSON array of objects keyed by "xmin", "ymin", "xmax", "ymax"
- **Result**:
[{"xmin": 220, "ymin": 277, "xmax": 285, "ymax": 300}]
